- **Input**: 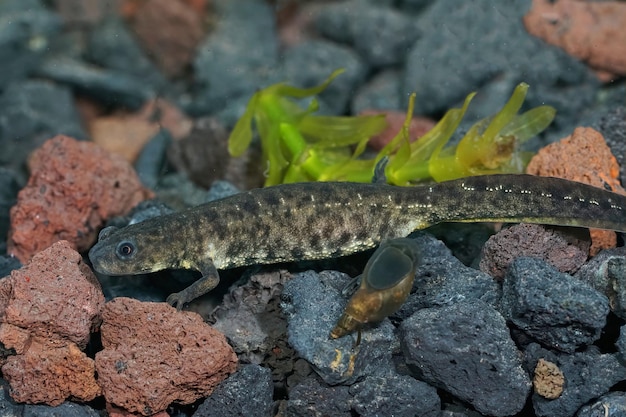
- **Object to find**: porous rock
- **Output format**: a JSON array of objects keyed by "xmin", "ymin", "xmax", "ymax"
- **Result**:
[
  {"xmin": 399, "ymin": 299, "xmax": 530, "ymax": 417},
  {"xmin": 0, "ymin": 240, "xmax": 104, "ymax": 348},
  {"xmin": 479, "ymin": 223, "xmax": 590, "ymax": 280},
  {"xmin": 0, "ymin": 240, "xmax": 104, "ymax": 405},
  {"xmin": 395, "ymin": 232, "xmax": 501, "ymax": 320},
  {"xmin": 523, "ymin": 0, "xmax": 626, "ymax": 77},
  {"xmin": 350, "ymin": 374, "xmax": 440, "ymax": 417},
  {"xmin": 95, "ymin": 297, "xmax": 237, "ymax": 416},
  {"xmin": 500, "ymin": 257, "xmax": 609, "ymax": 352},
  {"xmin": 524, "ymin": 343, "xmax": 626, "ymax": 417},
  {"xmin": 526, "ymin": 126, "xmax": 626, "ymax": 255},
  {"xmin": 8, "ymin": 135, "xmax": 152, "ymax": 262},
  {"xmin": 281, "ymin": 270, "xmax": 397, "ymax": 385},
  {"xmin": 574, "ymin": 247, "xmax": 626, "ymax": 320},
  {"xmin": 533, "ymin": 358, "xmax": 564, "ymax": 400},
  {"xmin": 195, "ymin": 364, "xmax": 274, "ymax": 417},
  {"xmin": 279, "ymin": 378, "xmax": 352, "ymax": 417},
  {"xmin": 2, "ymin": 337, "xmax": 101, "ymax": 406},
  {"xmin": 576, "ymin": 392, "xmax": 626, "ymax": 417}
]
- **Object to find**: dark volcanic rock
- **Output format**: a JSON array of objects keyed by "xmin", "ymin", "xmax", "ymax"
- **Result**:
[
  {"xmin": 576, "ymin": 392, "xmax": 626, "ymax": 417},
  {"xmin": 597, "ymin": 106, "xmax": 626, "ymax": 186},
  {"xmin": 191, "ymin": 0, "xmax": 278, "ymax": 115},
  {"xmin": 575, "ymin": 247, "xmax": 626, "ymax": 320},
  {"xmin": 403, "ymin": 0, "xmax": 597, "ymax": 144},
  {"xmin": 501, "ymin": 257, "xmax": 609, "ymax": 352},
  {"xmin": 282, "ymin": 39, "xmax": 366, "ymax": 115},
  {"xmin": 281, "ymin": 270, "xmax": 397, "ymax": 385},
  {"xmin": 395, "ymin": 232, "xmax": 500, "ymax": 320},
  {"xmin": 195, "ymin": 364, "xmax": 274, "ymax": 417},
  {"xmin": 35, "ymin": 58, "xmax": 154, "ymax": 109},
  {"xmin": 315, "ymin": 0, "xmax": 420, "ymax": 69},
  {"xmin": 350, "ymin": 374, "xmax": 440, "ymax": 417},
  {"xmin": 86, "ymin": 17, "xmax": 166, "ymax": 91},
  {"xmin": 524, "ymin": 343, "xmax": 626, "ymax": 417},
  {"xmin": 400, "ymin": 300, "xmax": 531, "ymax": 416},
  {"xmin": 280, "ymin": 378, "xmax": 352, "ymax": 417},
  {"xmin": 0, "ymin": 80, "xmax": 85, "ymax": 178},
  {"xmin": 0, "ymin": 0, "xmax": 60, "ymax": 91}
]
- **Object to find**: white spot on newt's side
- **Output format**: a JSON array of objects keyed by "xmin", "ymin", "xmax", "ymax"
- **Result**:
[
  {"xmin": 357, "ymin": 193, "xmax": 363, "ymax": 200},
  {"xmin": 279, "ymin": 197, "xmax": 286, "ymax": 205},
  {"xmin": 310, "ymin": 195, "xmax": 315, "ymax": 202}
]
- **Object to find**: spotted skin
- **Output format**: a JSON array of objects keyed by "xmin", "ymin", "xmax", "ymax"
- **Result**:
[{"xmin": 88, "ymin": 174, "xmax": 626, "ymax": 308}]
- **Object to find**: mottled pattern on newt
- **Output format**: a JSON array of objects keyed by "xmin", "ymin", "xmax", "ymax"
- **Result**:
[{"xmin": 89, "ymin": 174, "xmax": 626, "ymax": 308}]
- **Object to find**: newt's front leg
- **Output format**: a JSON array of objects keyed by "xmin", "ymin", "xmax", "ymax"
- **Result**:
[{"xmin": 166, "ymin": 259, "xmax": 220, "ymax": 310}]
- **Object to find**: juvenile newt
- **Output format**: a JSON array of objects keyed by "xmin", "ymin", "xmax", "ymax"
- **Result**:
[{"xmin": 88, "ymin": 174, "xmax": 626, "ymax": 308}]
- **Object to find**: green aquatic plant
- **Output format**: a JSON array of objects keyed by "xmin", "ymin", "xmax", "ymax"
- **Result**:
[{"xmin": 228, "ymin": 70, "xmax": 556, "ymax": 186}]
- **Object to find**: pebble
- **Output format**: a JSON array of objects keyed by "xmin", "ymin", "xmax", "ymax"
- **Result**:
[{"xmin": 524, "ymin": 343, "xmax": 626, "ymax": 417}]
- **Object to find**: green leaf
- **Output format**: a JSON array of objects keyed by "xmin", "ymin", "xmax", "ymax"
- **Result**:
[{"xmin": 228, "ymin": 92, "xmax": 259, "ymax": 156}]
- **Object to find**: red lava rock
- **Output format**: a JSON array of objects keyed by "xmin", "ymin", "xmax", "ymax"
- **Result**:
[
  {"xmin": 360, "ymin": 109, "xmax": 436, "ymax": 151},
  {"xmin": 90, "ymin": 98, "xmax": 193, "ymax": 163},
  {"xmin": 0, "ymin": 241, "xmax": 104, "ymax": 405},
  {"xmin": 2, "ymin": 337, "xmax": 101, "ymax": 405},
  {"xmin": 479, "ymin": 224, "xmax": 590, "ymax": 281},
  {"xmin": 95, "ymin": 297, "xmax": 238, "ymax": 416},
  {"xmin": 523, "ymin": 0, "xmax": 626, "ymax": 79},
  {"xmin": 130, "ymin": 0, "xmax": 206, "ymax": 77},
  {"xmin": 0, "ymin": 241, "xmax": 104, "ymax": 347},
  {"xmin": 7, "ymin": 135, "xmax": 152, "ymax": 263},
  {"xmin": 526, "ymin": 126, "xmax": 626, "ymax": 255}
]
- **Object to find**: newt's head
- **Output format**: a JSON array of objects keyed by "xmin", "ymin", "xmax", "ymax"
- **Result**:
[{"xmin": 89, "ymin": 223, "xmax": 180, "ymax": 276}]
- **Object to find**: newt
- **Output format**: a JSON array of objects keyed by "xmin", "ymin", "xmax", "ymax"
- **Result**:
[{"xmin": 88, "ymin": 174, "xmax": 626, "ymax": 309}]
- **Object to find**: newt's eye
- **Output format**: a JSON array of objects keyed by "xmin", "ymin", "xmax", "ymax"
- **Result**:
[{"xmin": 116, "ymin": 241, "xmax": 136, "ymax": 260}]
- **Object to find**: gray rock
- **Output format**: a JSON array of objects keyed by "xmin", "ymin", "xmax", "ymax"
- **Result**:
[
  {"xmin": 0, "ymin": 168, "xmax": 20, "ymax": 248},
  {"xmin": 576, "ymin": 392, "xmax": 626, "ymax": 417},
  {"xmin": 135, "ymin": 130, "xmax": 173, "ymax": 190},
  {"xmin": 0, "ymin": 0, "xmax": 60, "ymax": 91},
  {"xmin": 205, "ymin": 181, "xmax": 240, "ymax": 203},
  {"xmin": 281, "ymin": 270, "xmax": 397, "ymax": 385},
  {"xmin": 351, "ymin": 70, "xmax": 402, "ymax": 114},
  {"xmin": 281, "ymin": 378, "xmax": 352, "ymax": 417},
  {"xmin": 524, "ymin": 343, "xmax": 626, "ymax": 417},
  {"xmin": 597, "ymin": 106, "xmax": 626, "ymax": 186},
  {"xmin": 191, "ymin": 0, "xmax": 279, "ymax": 115},
  {"xmin": 35, "ymin": 58, "xmax": 154, "ymax": 110},
  {"xmin": 399, "ymin": 299, "xmax": 531, "ymax": 417},
  {"xmin": 501, "ymin": 257, "xmax": 609, "ymax": 352},
  {"xmin": 0, "ymin": 256, "xmax": 21, "ymax": 279},
  {"xmin": 282, "ymin": 39, "xmax": 366, "ymax": 115},
  {"xmin": 617, "ymin": 325, "xmax": 626, "ymax": 363},
  {"xmin": 23, "ymin": 402, "xmax": 100, "ymax": 417},
  {"xmin": 87, "ymin": 17, "xmax": 167, "ymax": 92},
  {"xmin": 575, "ymin": 247, "xmax": 626, "ymax": 320},
  {"xmin": 350, "ymin": 374, "xmax": 440, "ymax": 417},
  {"xmin": 0, "ymin": 377, "xmax": 22, "ymax": 416},
  {"xmin": 395, "ymin": 232, "xmax": 500, "ymax": 319},
  {"xmin": 316, "ymin": 0, "xmax": 420, "ymax": 69},
  {"xmin": 0, "ymin": 80, "xmax": 85, "ymax": 178},
  {"xmin": 195, "ymin": 364, "xmax": 274, "ymax": 417},
  {"xmin": 403, "ymin": 0, "xmax": 597, "ymax": 148}
]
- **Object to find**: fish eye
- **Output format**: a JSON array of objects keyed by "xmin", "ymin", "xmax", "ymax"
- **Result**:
[{"xmin": 115, "ymin": 241, "xmax": 136, "ymax": 260}]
